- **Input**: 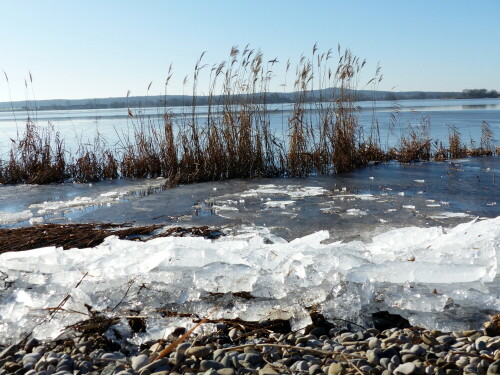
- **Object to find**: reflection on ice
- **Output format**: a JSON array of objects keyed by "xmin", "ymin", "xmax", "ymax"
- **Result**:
[{"xmin": 0, "ymin": 216, "xmax": 498, "ymax": 345}]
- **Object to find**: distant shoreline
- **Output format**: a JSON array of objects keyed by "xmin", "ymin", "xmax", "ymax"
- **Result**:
[{"xmin": 2, "ymin": 89, "xmax": 499, "ymax": 112}]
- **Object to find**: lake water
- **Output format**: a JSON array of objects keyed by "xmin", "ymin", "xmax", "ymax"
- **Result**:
[{"xmin": 0, "ymin": 98, "xmax": 499, "ymax": 157}]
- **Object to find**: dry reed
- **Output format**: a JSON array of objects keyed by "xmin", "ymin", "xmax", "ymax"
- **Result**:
[{"xmin": 0, "ymin": 45, "xmax": 497, "ymax": 186}]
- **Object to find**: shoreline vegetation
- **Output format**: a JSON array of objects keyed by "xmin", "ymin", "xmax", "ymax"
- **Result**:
[{"xmin": 0, "ymin": 46, "xmax": 498, "ymax": 185}]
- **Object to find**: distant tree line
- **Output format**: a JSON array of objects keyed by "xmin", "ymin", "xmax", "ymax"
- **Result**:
[
  {"xmin": 460, "ymin": 89, "xmax": 499, "ymax": 99},
  {"xmin": 2, "ymin": 88, "xmax": 499, "ymax": 112}
]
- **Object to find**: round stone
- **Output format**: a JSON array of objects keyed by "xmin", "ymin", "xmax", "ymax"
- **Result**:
[
  {"xmin": 368, "ymin": 337, "xmax": 381, "ymax": 349},
  {"xmin": 394, "ymin": 362, "xmax": 416, "ymax": 375},
  {"xmin": 131, "ymin": 354, "xmax": 149, "ymax": 371},
  {"xmin": 185, "ymin": 346, "xmax": 211, "ymax": 359},
  {"xmin": 487, "ymin": 360, "xmax": 500, "ymax": 375},
  {"xmin": 200, "ymin": 360, "xmax": 224, "ymax": 371}
]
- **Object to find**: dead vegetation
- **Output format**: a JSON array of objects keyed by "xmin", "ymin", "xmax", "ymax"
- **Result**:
[
  {"xmin": 0, "ymin": 46, "xmax": 497, "ymax": 185},
  {"xmin": 0, "ymin": 223, "xmax": 223, "ymax": 254}
]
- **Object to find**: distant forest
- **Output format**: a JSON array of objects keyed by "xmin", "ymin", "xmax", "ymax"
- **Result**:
[{"xmin": 0, "ymin": 88, "xmax": 498, "ymax": 112}]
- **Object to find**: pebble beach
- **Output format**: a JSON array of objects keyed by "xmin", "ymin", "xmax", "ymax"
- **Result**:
[{"xmin": 1, "ymin": 318, "xmax": 499, "ymax": 375}]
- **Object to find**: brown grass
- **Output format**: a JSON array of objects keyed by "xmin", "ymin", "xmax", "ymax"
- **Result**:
[
  {"xmin": 0, "ymin": 121, "xmax": 66, "ymax": 184},
  {"xmin": 448, "ymin": 125, "xmax": 467, "ymax": 159},
  {"xmin": 394, "ymin": 116, "xmax": 431, "ymax": 163},
  {"xmin": 0, "ymin": 224, "xmax": 222, "ymax": 253},
  {"xmin": 70, "ymin": 134, "xmax": 118, "ymax": 182}
]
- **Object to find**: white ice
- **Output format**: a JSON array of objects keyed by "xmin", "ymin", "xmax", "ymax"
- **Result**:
[
  {"xmin": 0, "ymin": 178, "xmax": 169, "ymax": 225},
  {"xmin": 0, "ymin": 210, "xmax": 33, "ymax": 224},
  {"xmin": 0, "ymin": 216, "xmax": 499, "ymax": 345},
  {"xmin": 240, "ymin": 185, "xmax": 327, "ymax": 199},
  {"xmin": 264, "ymin": 200, "xmax": 295, "ymax": 208},
  {"xmin": 429, "ymin": 212, "xmax": 472, "ymax": 219}
]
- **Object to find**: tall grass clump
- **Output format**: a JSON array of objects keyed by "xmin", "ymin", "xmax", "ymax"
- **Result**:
[
  {"xmin": 448, "ymin": 125, "xmax": 467, "ymax": 159},
  {"xmin": 393, "ymin": 116, "xmax": 431, "ymax": 163},
  {"xmin": 0, "ymin": 121, "xmax": 66, "ymax": 184},
  {"xmin": 70, "ymin": 133, "xmax": 118, "ymax": 182},
  {"xmin": 468, "ymin": 120, "xmax": 494, "ymax": 156},
  {"xmin": 286, "ymin": 45, "xmax": 385, "ymax": 176}
]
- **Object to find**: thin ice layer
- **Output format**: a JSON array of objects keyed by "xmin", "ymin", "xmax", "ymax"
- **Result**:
[{"xmin": 0, "ymin": 216, "xmax": 498, "ymax": 345}]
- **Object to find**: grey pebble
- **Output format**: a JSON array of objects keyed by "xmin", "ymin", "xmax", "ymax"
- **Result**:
[
  {"xmin": 309, "ymin": 364, "xmax": 323, "ymax": 375},
  {"xmin": 328, "ymin": 362, "xmax": 345, "ymax": 375},
  {"xmin": 201, "ymin": 360, "xmax": 224, "ymax": 371},
  {"xmin": 77, "ymin": 360, "xmax": 94, "ymax": 373},
  {"xmin": 139, "ymin": 358, "xmax": 169, "ymax": 373},
  {"xmin": 101, "ymin": 352, "xmax": 125, "ymax": 360},
  {"xmin": 185, "ymin": 346, "xmax": 211, "ymax": 359},
  {"xmin": 394, "ymin": 362, "xmax": 416, "ymax": 374},
  {"xmin": 488, "ymin": 360, "xmax": 500, "ymax": 375},
  {"xmin": 0, "ymin": 345, "xmax": 18, "ymax": 360},
  {"xmin": 131, "ymin": 354, "xmax": 149, "ymax": 371},
  {"xmin": 380, "ymin": 358, "xmax": 390, "ymax": 369},
  {"xmin": 217, "ymin": 369, "xmax": 236, "ymax": 375},
  {"xmin": 293, "ymin": 360, "xmax": 310, "ymax": 372},
  {"xmin": 368, "ymin": 337, "xmax": 381, "ymax": 349},
  {"xmin": 303, "ymin": 354, "xmax": 321, "ymax": 365}
]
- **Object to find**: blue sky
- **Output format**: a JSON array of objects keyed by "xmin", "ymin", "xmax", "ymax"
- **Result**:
[{"xmin": 1, "ymin": 0, "xmax": 499, "ymax": 101}]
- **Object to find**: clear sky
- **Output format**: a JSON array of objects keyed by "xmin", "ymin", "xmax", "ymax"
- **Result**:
[{"xmin": 1, "ymin": 0, "xmax": 499, "ymax": 101}]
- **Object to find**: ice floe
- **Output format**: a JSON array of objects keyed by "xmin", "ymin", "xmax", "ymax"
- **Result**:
[
  {"xmin": 0, "ymin": 216, "xmax": 498, "ymax": 345},
  {"xmin": 0, "ymin": 210, "xmax": 33, "ymax": 225},
  {"xmin": 1, "ymin": 178, "xmax": 168, "ymax": 225},
  {"xmin": 429, "ymin": 212, "xmax": 473, "ymax": 219},
  {"xmin": 240, "ymin": 184, "xmax": 327, "ymax": 199}
]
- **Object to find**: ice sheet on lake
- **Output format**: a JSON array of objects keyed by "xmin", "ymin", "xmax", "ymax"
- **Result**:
[
  {"xmin": 240, "ymin": 184, "xmax": 327, "ymax": 198},
  {"xmin": 0, "ymin": 210, "xmax": 33, "ymax": 224},
  {"xmin": 264, "ymin": 200, "xmax": 295, "ymax": 208},
  {"xmin": 0, "ymin": 216, "xmax": 499, "ymax": 345},
  {"xmin": 1, "ymin": 178, "xmax": 168, "ymax": 224},
  {"xmin": 429, "ymin": 212, "xmax": 473, "ymax": 220}
]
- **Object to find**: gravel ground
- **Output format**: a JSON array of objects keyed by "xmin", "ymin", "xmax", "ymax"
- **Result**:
[{"xmin": 1, "ymin": 317, "xmax": 499, "ymax": 375}]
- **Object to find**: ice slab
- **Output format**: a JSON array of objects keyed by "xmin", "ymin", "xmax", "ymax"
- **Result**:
[
  {"xmin": 0, "ymin": 178, "xmax": 169, "ymax": 225},
  {"xmin": 30, "ymin": 178, "xmax": 167, "ymax": 215},
  {"xmin": 0, "ymin": 216, "xmax": 498, "ymax": 345},
  {"xmin": 0, "ymin": 210, "xmax": 33, "ymax": 224},
  {"xmin": 240, "ymin": 184, "xmax": 327, "ymax": 198}
]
